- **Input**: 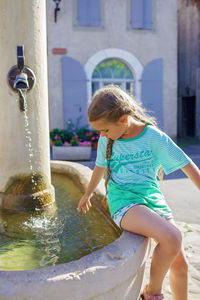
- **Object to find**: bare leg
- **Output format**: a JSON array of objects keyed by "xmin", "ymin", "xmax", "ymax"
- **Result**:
[
  {"xmin": 168, "ymin": 219, "xmax": 188, "ymax": 300},
  {"xmin": 120, "ymin": 205, "xmax": 182, "ymax": 296}
]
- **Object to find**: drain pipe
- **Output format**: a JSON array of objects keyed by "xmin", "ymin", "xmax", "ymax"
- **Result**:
[{"xmin": 0, "ymin": 0, "xmax": 55, "ymax": 210}]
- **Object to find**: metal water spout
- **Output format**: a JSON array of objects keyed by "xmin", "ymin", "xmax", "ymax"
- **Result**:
[
  {"xmin": 14, "ymin": 72, "xmax": 29, "ymax": 111},
  {"xmin": 7, "ymin": 45, "xmax": 36, "ymax": 112}
]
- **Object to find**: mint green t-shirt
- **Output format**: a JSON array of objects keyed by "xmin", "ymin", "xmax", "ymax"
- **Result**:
[{"xmin": 95, "ymin": 125, "xmax": 191, "ymax": 217}]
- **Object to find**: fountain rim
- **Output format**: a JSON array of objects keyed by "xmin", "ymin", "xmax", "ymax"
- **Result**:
[{"xmin": 0, "ymin": 160, "xmax": 149, "ymax": 300}]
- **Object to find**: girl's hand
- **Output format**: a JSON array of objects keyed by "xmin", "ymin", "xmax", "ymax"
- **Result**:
[
  {"xmin": 77, "ymin": 194, "xmax": 92, "ymax": 214},
  {"xmin": 76, "ymin": 166, "xmax": 105, "ymax": 214}
]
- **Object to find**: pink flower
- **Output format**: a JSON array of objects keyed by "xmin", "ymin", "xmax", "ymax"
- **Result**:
[
  {"xmin": 64, "ymin": 141, "xmax": 72, "ymax": 147},
  {"xmin": 54, "ymin": 135, "xmax": 61, "ymax": 140},
  {"xmin": 85, "ymin": 132, "xmax": 93, "ymax": 136},
  {"xmin": 79, "ymin": 141, "xmax": 92, "ymax": 147}
]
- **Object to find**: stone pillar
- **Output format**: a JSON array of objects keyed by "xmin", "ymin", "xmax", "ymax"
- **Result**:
[{"xmin": 0, "ymin": 0, "xmax": 55, "ymax": 210}]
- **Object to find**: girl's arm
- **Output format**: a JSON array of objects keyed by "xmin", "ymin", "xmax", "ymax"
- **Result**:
[
  {"xmin": 181, "ymin": 161, "xmax": 200, "ymax": 190},
  {"xmin": 77, "ymin": 165, "xmax": 106, "ymax": 214}
]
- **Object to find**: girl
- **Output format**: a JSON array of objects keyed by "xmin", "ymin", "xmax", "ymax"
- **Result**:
[{"xmin": 77, "ymin": 85, "xmax": 200, "ymax": 300}]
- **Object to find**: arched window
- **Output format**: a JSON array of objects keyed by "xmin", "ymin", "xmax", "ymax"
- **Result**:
[{"xmin": 92, "ymin": 58, "xmax": 134, "ymax": 95}]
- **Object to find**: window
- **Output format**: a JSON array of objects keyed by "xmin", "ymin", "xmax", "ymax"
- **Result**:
[
  {"xmin": 77, "ymin": 0, "xmax": 101, "ymax": 27},
  {"xmin": 92, "ymin": 59, "xmax": 135, "ymax": 95},
  {"xmin": 131, "ymin": 0, "xmax": 152, "ymax": 30}
]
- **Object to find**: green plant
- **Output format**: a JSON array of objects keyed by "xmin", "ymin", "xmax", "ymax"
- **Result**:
[
  {"xmin": 50, "ymin": 123, "xmax": 99, "ymax": 147},
  {"xmin": 70, "ymin": 136, "xmax": 79, "ymax": 146},
  {"xmin": 50, "ymin": 129, "xmax": 73, "ymax": 144},
  {"xmin": 54, "ymin": 140, "xmax": 63, "ymax": 146}
]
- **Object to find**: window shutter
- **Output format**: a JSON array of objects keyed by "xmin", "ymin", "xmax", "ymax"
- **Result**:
[
  {"xmin": 77, "ymin": 0, "xmax": 88, "ymax": 26},
  {"xmin": 132, "ymin": 0, "xmax": 143, "ymax": 29},
  {"xmin": 142, "ymin": 59, "xmax": 163, "ymax": 128},
  {"xmin": 77, "ymin": 0, "xmax": 100, "ymax": 27},
  {"xmin": 143, "ymin": 0, "xmax": 152, "ymax": 29},
  {"xmin": 89, "ymin": 0, "xmax": 101, "ymax": 26},
  {"xmin": 62, "ymin": 57, "xmax": 88, "ymax": 128}
]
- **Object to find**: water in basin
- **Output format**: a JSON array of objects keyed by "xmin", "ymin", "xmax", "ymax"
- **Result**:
[{"xmin": 0, "ymin": 173, "xmax": 119, "ymax": 271}]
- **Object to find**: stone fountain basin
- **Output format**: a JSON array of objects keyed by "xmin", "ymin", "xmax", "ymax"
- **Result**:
[{"xmin": 0, "ymin": 161, "xmax": 150, "ymax": 300}]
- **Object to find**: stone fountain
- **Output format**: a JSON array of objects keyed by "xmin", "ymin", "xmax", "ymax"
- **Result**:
[{"xmin": 0, "ymin": 1, "xmax": 150, "ymax": 299}]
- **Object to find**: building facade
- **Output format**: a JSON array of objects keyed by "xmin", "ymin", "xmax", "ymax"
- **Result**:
[
  {"xmin": 178, "ymin": 0, "xmax": 200, "ymax": 138},
  {"xmin": 47, "ymin": 0, "xmax": 178, "ymax": 138}
]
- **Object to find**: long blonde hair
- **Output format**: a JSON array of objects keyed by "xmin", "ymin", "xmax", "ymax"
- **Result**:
[{"xmin": 88, "ymin": 85, "xmax": 162, "ymax": 188}]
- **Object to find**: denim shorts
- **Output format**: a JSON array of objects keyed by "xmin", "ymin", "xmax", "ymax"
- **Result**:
[{"xmin": 112, "ymin": 203, "xmax": 173, "ymax": 230}]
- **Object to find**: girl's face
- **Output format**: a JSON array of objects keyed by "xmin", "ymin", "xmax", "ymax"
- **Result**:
[{"xmin": 90, "ymin": 117, "xmax": 127, "ymax": 140}]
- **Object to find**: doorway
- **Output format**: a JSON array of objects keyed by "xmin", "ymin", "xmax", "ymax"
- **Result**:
[{"xmin": 181, "ymin": 96, "xmax": 196, "ymax": 137}]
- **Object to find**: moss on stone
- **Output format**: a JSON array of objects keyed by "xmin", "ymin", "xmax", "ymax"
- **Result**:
[
  {"xmin": 5, "ymin": 173, "xmax": 50, "ymax": 195},
  {"xmin": 1, "ymin": 173, "xmax": 55, "ymax": 211}
]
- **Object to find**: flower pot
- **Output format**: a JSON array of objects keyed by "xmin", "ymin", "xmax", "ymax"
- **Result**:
[
  {"xmin": 52, "ymin": 146, "xmax": 92, "ymax": 161},
  {"xmin": 92, "ymin": 141, "xmax": 98, "ymax": 150}
]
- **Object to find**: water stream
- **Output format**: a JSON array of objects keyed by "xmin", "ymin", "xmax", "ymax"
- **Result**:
[{"xmin": 23, "ymin": 97, "xmax": 38, "ymax": 194}]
